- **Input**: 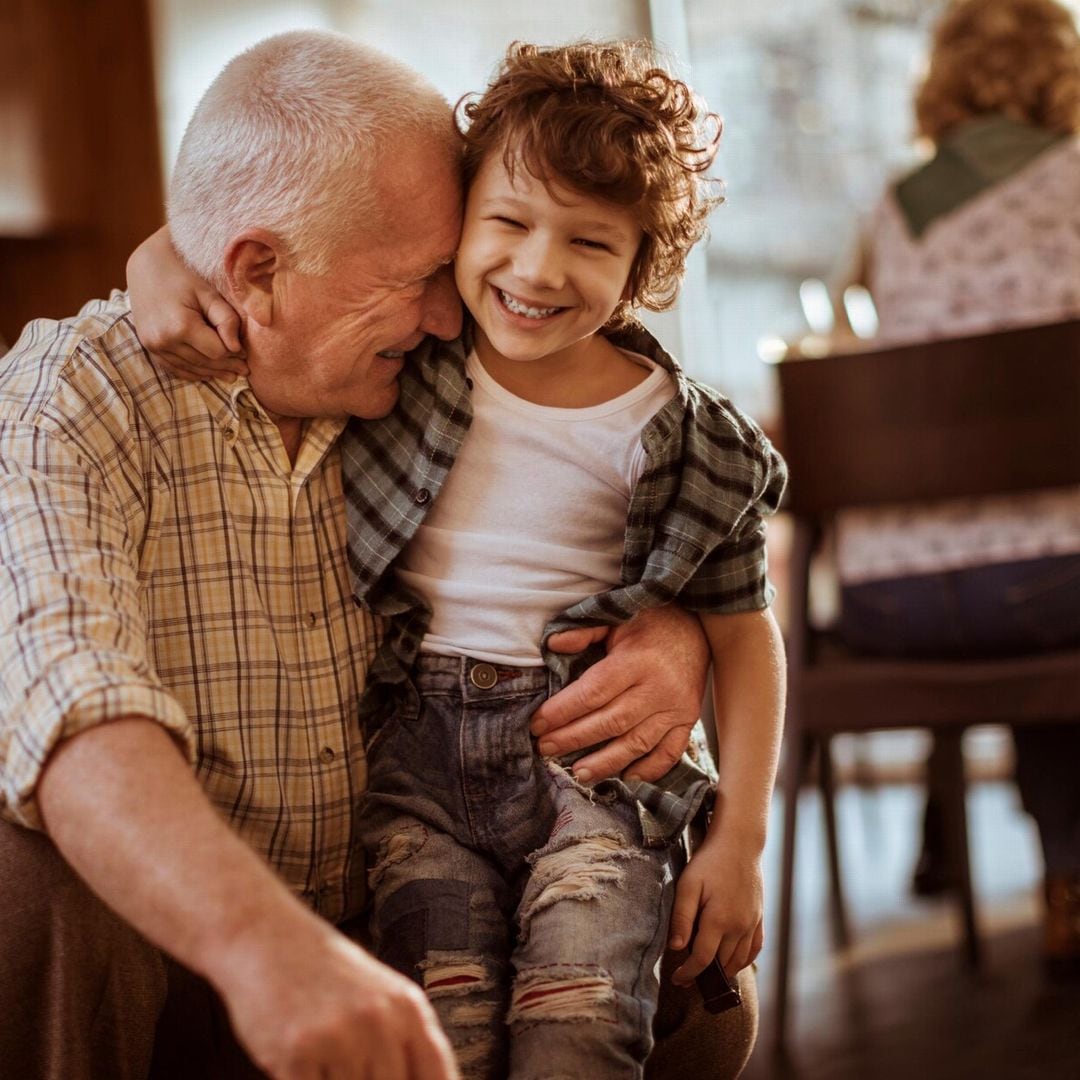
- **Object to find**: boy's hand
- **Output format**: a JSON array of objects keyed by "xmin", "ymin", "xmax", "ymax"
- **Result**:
[
  {"xmin": 533, "ymin": 605, "xmax": 708, "ymax": 782},
  {"xmin": 127, "ymin": 225, "xmax": 248, "ymax": 383},
  {"xmin": 668, "ymin": 831, "xmax": 764, "ymax": 984}
]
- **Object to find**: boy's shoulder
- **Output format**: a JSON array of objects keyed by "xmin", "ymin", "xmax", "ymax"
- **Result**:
[
  {"xmin": 674, "ymin": 378, "xmax": 786, "ymax": 512},
  {"xmin": 606, "ymin": 320, "xmax": 780, "ymax": 462}
]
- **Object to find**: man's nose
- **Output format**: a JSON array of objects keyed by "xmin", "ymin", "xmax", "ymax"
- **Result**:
[
  {"xmin": 514, "ymin": 234, "xmax": 564, "ymax": 291},
  {"xmin": 419, "ymin": 265, "xmax": 463, "ymax": 341}
]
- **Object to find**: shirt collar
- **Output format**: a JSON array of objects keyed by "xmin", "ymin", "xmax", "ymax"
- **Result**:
[
  {"xmin": 197, "ymin": 375, "xmax": 259, "ymax": 424},
  {"xmin": 196, "ymin": 376, "xmax": 346, "ymax": 471},
  {"xmin": 894, "ymin": 115, "xmax": 1066, "ymax": 237}
]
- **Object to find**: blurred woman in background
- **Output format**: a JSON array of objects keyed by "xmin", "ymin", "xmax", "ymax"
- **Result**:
[{"xmin": 835, "ymin": 0, "xmax": 1080, "ymax": 976}]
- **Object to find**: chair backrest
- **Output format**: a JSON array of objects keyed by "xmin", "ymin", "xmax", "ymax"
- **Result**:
[{"xmin": 776, "ymin": 318, "xmax": 1080, "ymax": 516}]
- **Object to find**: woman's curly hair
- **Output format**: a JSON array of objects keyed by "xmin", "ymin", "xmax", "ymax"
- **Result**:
[
  {"xmin": 916, "ymin": 0, "xmax": 1080, "ymax": 142},
  {"xmin": 456, "ymin": 41, "xmax": 723, "ymax": 325}
]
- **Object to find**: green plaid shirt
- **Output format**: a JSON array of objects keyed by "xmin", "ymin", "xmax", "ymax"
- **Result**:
[{"xmin": 341, "ymin": 321, "xmax": 786, "ymax": 845}]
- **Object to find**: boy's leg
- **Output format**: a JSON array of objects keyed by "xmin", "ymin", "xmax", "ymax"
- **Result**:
[
  {"xmin": 507, "ymin": 764, "xmax": 676, "ymax": 1080},
  {"xmin": 359, "ymin": 656, "xmax": 574, "ymax": 1078},
  {"xmin": 365, "ymin": 814, "xmax": 514, "ymax": 1080}
]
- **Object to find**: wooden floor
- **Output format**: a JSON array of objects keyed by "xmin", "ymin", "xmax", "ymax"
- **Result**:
[{"xmin": 743, "ymin": 779, "xmax": 1080, "ymax": 1080}]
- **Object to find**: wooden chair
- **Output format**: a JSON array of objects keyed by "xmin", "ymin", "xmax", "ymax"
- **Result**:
[{"xmin": 771, "ymin": 318, "xmax": 1080, "ymax": 1050}]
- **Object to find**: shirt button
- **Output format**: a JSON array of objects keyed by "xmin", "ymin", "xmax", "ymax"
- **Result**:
[
  {"xmin": 469, "ymin": 662, "xmax": 498, "ymax": 690},
  {"xmin": 308, "ymin": 611, "xmax": 318, "ymax": 626},
  {"xmin": 414, "ymin": 488, "xmax": 431, "ymax": 505},
  {"xmin": 319, "ymin": 746, "xmax": 336, "ymax": 764}
]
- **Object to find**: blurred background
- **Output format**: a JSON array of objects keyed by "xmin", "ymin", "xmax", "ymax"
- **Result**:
[
  {"xmin": 2, "ymin": 0, "xmax": 1015, "ymax": 418},
  {"xmin": 3, "ymin": 1, "xmax": 1079, "ymax": 1076}
]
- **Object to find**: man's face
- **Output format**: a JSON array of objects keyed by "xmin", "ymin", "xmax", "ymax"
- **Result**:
[{"xmin": 247, "ymin": 139, "xmax": 464, "ymax": 422}]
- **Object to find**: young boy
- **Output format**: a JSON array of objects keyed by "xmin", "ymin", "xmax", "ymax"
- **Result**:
[{"xmin": 130, "ymin": 41, "xmax": 786, "ymax": 1079}]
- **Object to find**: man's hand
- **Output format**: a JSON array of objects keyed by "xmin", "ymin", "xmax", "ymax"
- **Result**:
[
  {"xmin": 218, "ymin": 914, "xmax": 459, "ymax": 1080},
  {"xmin": 531, "ymin": 605, "xmax": 709, "ymax": 783},
  {"xmin": 38, "ymin": 719, "xmax": 458, "ymax": 1080}
]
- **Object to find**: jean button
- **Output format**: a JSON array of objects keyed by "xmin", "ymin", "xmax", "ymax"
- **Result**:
[{"xmin": 469, "ymin": 662, "xmax": 498, "ymax": 689}]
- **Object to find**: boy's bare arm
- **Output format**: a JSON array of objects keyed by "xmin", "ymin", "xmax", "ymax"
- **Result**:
[
  {"xmin": 669, "ymin": 608, "xmax": 786, "ymax": 982},
  {"xmin": 38, "ymin": 719, "xmax": 458, "ymax": 1080},
  {"xmin": 127, "ymin": 226, "xmax": 248, "ymax": 381}
]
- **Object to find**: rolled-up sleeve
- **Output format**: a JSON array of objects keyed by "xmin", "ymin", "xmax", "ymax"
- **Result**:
[
  {"xmin": 679, "ymin": 424, "xmax": 788, "ymax": 614},
  {"xmin": 0, "ymin": 418, "xmax": 193, "ymax": 830}
]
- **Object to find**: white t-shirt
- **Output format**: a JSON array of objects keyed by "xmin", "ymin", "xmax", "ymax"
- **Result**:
[{"xmin": 394, "ymin": 348, "xmax": 676, "ymax": 664}]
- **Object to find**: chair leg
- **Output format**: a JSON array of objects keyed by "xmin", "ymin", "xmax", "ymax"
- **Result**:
[
  {"xmin": 818, "ymin": 735, "xmax": 851, "ymax": 950},
  {"xmin": 936, "ymin": 730, "xmax": 982, "ymax": 969},
  {"xmin": 773, "ymin": 730, "xmax": 813, "ymax": 1053}
]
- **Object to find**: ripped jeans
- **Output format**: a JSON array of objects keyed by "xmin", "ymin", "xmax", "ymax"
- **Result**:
[{"xmin": 358, "ymin": 655, "xmax": 676, "ymax": 1080}]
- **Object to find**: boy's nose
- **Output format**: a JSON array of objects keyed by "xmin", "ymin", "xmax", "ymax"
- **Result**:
[{"xmin": 514, "ymin": 235, "xmax": 565, "ymax": 291}]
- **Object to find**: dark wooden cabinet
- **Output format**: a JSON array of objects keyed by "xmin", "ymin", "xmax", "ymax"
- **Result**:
[{"xmin": 0, "ymin": 0, "xmax": 164, "ymax": 344}]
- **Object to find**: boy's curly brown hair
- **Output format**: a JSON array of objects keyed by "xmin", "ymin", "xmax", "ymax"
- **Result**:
[
  {"xmin": 456, "ymin": 41, "xmax": 723, "ymax": 326},
  {"xmin": 916, "ymin": 0, "xmax": 1080, "ymax": 143}
]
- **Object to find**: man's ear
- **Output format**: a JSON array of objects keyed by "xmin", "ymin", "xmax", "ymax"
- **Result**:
[{"xmin": 222, "ymin": 230, "xmax": 285, "ymax": 327}]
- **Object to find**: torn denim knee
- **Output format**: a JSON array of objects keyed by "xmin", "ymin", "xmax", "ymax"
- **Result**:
[
  {"xmin": 367, "ymin": 823, "xmax": 428, "ymax": 890},
  {"xmin": 420, "ymin": 953, "xmax": 504, "ymax": 1080},
  {"xmin": 419, "ymin": 951, "xmax": 499, "ymax": 998},
  {"xmin": 519, "ymin": 832, "xmax": 645, "ymax": 940},
  {"xmin": 508, "ymin": 963, "xmax": 616, "ymax": 1027}
]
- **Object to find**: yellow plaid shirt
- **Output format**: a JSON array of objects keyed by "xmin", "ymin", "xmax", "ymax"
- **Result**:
[{"xmin": 0, "ymin": 293, "xmax": 378, "ymax": 922}]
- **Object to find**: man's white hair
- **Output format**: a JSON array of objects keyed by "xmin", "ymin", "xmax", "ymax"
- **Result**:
[{"xmin": 168, "ymin": 30, "xmax": 458, "ymax": 287}]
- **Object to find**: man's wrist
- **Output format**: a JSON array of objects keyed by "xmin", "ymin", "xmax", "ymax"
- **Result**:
[{"xmin": 200, "ymin": 875, "xmax": 337, "ymax": 998}]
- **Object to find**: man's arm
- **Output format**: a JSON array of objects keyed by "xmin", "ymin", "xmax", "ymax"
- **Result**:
[
  {"xmin": 0, "ymin": 316, "xmax": 454, "ymax": 1078},
  {"xmin": 39, "ymin": 718, "xmax": 457, "ymax": 1080},
  {"xmin": 533, "ymin": 605, "xmax": 710, "ymax": 782}
]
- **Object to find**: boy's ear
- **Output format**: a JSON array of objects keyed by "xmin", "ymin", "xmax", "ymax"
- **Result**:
[{"xmin": 222, "ymin": 230, "xmax": 285, "ymax": 327}]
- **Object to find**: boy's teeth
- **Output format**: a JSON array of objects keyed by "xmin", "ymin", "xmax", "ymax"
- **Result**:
[{"xmin": 499, "ymin": 290, "xmax": 559, "ymax": 319}]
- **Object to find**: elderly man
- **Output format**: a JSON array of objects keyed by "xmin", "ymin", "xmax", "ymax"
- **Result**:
[{"xmin": 0, "ymin": 30, "xmax": 756, "ymax": 1080}]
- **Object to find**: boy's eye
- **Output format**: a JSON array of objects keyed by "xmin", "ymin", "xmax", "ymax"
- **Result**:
[
  {"xmin": 494, "ymin": 216, "xmax": 525, "ymax": 229},
  {"xmin": 573, "ymin": 238, "xmax": 610, "ymax": 251}
]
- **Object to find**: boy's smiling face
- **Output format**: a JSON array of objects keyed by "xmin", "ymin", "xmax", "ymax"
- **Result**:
[{"xmin": 455, "ymin": 151, "xmax": 642, "ymax": 375}]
